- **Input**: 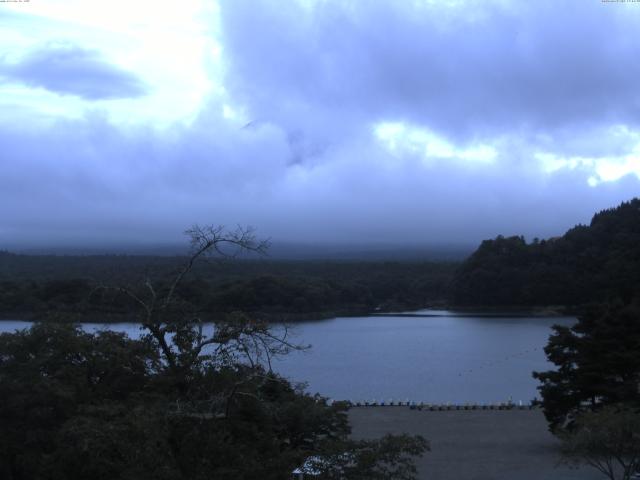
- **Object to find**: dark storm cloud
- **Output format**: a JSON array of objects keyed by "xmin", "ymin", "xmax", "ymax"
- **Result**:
[
  {"xmin": 0, "ymin": 105, "xmax": 638, "ymax": 249},
  {"xmin": 219, "ymin": 0, "xmax": 640, "ymax": 142},
  {"xmin": 1, "ymin": 0, "xmax": 639, "ymax": 249},
  {"xmin": 0, "ymin": 43, "xmax": 147, "ymax": 99}
]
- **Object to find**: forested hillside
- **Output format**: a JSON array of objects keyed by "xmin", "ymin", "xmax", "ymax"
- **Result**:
[
  {"xmin": 0, "ymin": 254, "xmax": 455, "ymax": 321},
  {"xmin": 451, "ymin": 198, "xmax": 640, "ymax": 307}
]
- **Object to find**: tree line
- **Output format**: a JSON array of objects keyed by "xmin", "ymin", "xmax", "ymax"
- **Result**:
[
  {"xmin": 0, "ymin": 252, "xmax": 454, "ymax": 321},
  {"xmin": 451, "ymin": 198, "xmax": 640, "ymax": 308}
]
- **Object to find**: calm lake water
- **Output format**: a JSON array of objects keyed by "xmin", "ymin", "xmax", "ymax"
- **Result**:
[{"xmin": 0, "ymin": 311, "xmax": 573, "ymax": 404}]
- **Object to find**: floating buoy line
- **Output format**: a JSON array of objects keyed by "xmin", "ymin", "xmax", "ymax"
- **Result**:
[{"xmin": 331, "ymin": 399, "xmax": 537, "ymax": 410}]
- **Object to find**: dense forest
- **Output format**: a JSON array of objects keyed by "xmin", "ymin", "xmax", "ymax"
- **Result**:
[
  {"xmin": 3, "ymin": 199, "xmax": 640, "ymax": 321},
  {"xmin": 451, "ymin": 198, "xmax": 640, "ymax": 308},
  {"xmin": 0, "ymin": 253, "xmax": 455, "ymax": 321}
]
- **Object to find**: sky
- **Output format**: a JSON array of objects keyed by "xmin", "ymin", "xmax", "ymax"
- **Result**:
[{"xmin": 1, "ymin": 0, "xmax": 639, "ymax": 250}]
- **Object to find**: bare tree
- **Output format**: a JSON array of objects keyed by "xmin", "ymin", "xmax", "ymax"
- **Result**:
[{"xmin": 101, "ymin": 225, "xmax": 303, "ymax": 375}]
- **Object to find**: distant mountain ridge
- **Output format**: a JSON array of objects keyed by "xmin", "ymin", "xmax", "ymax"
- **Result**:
[{"xmin": 451, "ymin": 198, "xmax": 640, "ymax": 307}]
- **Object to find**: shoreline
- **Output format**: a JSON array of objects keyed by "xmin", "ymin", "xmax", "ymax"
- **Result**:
[{"xmin": 0, "ymin": 305, "xmax": 576, "ymax": 323}]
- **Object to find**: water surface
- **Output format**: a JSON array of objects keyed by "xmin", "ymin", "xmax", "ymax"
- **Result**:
[{"xmin": 0, "ymin": 312, "xmax": 572, "ymax": 404}]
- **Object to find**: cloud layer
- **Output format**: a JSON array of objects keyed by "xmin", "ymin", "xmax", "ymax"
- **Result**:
[
  {"xmin": 1, "ymin": 0, "xmax": 640, "ymax": 249},
  {"xmin": 1, "ymin": 43, "xmax": 147, "ymax": 100},
  {"xmin": 220, "ymin": 0, "xmax": 640, "ymax": 141}
]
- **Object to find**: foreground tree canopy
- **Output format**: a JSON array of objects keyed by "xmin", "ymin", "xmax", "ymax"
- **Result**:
[
  {"xmin": 533, "ymin": 300, "xmax": 640, "ymax": 432},
  {"xmin": 534, "ymin": 299, "xmax": 640, "ymax": 480},
  {"xmin": 0, "ymin": 226, "xmax": 427, "ymax": 480}
]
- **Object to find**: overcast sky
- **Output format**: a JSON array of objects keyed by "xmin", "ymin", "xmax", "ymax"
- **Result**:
[{"xmin": 1, "ymin": 0, "xmax": 639, "ymax": 249}]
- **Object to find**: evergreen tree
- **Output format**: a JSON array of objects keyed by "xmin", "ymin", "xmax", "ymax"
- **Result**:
[{"xmin": 533, "ymin": 300, "xmax": 640, "ymax": 432}]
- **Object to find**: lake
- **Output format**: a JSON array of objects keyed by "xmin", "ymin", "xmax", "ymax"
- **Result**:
[{"xmin": 0, "ymin": 311, "xmax": 573, "ymax": 404}]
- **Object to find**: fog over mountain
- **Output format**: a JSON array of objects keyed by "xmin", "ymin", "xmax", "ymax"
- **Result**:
[{"xmin": 1, "ymin": 0, "xmax": 639, "ymax": 250}]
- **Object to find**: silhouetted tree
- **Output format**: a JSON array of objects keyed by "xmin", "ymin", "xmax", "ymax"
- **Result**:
[{"xmin": 533, "ymin": 301, "xmax": 640, "ymax": 432}]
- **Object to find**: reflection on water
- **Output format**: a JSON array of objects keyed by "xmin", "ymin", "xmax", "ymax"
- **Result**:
[{"xmin": 0, "ymin": 312, "xmax": 573, "ymax": 404}]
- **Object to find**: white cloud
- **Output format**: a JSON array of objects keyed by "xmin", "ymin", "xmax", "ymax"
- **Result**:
[
  {"xmin": 0, "ymin": 0, "xmax": 218, "ymax": 127},
  {"xmin": 374, "ymin": 122, "xmax": 497, "ymax": 165},
  {"xmin": 536, "ymin": 125, "xmax": 640, "ymax": 186}
]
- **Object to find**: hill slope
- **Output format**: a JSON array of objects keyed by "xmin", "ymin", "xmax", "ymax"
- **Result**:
[{"xmin": 451, "ymin": 198, "xmax": 640, "ymax": 307}]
